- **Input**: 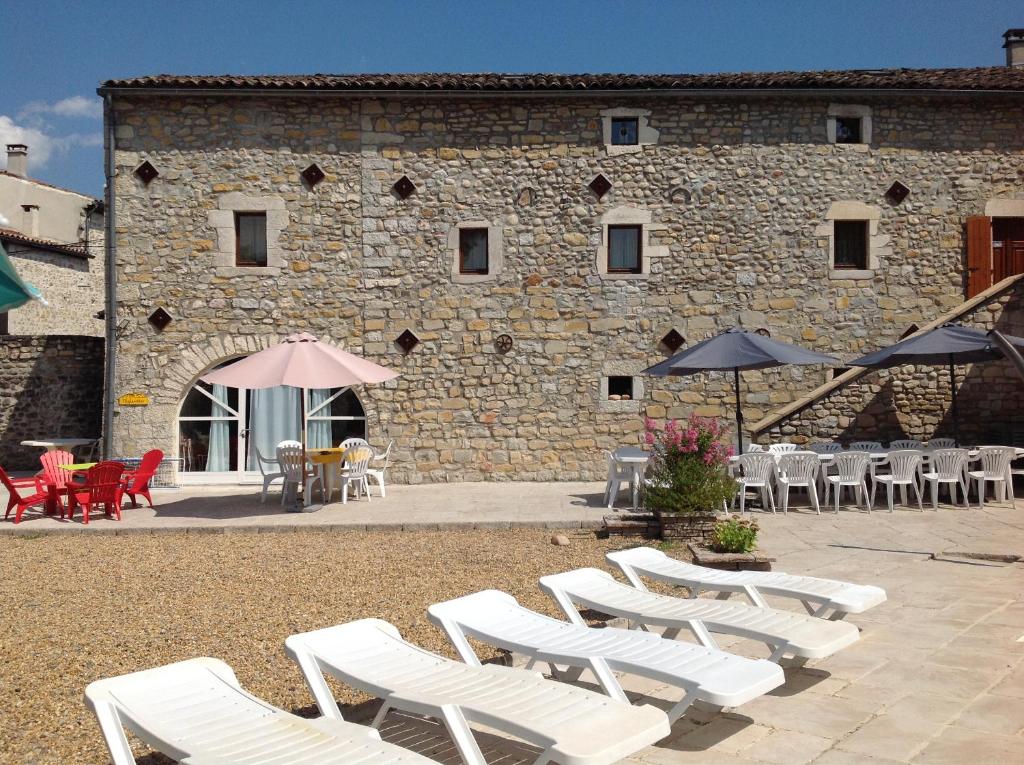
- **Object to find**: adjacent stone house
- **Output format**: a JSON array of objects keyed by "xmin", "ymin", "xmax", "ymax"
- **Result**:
[
  {"xmin": 99, "ymin": 37, "xmax": 1024, "ymax": 484},
  {"xmin": 0, "ymin": 143, "xmax": 105, "ymax": 336}
]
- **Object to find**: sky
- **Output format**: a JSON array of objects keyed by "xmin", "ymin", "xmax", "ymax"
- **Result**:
[{"xmin": 0, "ymin": 0, "xmax": 1019, "ymax": 197}]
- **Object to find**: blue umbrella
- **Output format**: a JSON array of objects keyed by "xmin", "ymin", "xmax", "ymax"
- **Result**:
[
  {"xmin": 849, "ymin": 323, "xmax": 1024, "ymax": 445},
  {"xmin": 645, "ymin": 328, "xmax": 840, "ymax": 453},
  {"xmin": 0, "ymin": 242, "xmax": 45, "ymax": 312}
]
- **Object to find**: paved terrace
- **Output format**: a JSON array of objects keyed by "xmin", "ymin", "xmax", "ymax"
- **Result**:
[{"xmin": 1, "ymin": 483, "xmax": 1021, "ymax": 763}]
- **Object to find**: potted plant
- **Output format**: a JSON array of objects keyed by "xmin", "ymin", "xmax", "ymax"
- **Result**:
[
  {"xmin": 641, "ymin": 415, "xmax": 736, "ymax": 542},
  {"xmin": 688, "ymin": 517, "xmax": 773, "ymax": 570}
]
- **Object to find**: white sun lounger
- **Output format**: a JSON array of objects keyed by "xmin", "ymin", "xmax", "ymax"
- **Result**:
[
  {"xmin": 539, "ymin": 569, "xmax": 860, "ymax": 664},
  {"xmin": 607, "ymin": 547, "xmax": 887, "ymax": 620},
  {"xmin": 285, "ymin": 618, "xmax": 670, "ymax": 765},
  {"xmin": 84, "ymin": 657, "xmax": 435, "ymax": 765},
  {"xmin": 428, "ymin": 590, "xmax": 785, "ymax": 723}
]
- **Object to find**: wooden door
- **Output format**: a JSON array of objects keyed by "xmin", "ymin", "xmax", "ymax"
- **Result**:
[{"xmin": 993, "ymin": 218, "xmax": 1024, "ymax": 284}]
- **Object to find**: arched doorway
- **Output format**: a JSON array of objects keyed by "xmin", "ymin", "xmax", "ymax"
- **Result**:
[{"xmin": 177, "ymin": 361, "xmax": 367, "ymax": 483}]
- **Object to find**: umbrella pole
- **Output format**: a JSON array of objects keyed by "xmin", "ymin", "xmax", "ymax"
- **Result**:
[
  {"xmin": 734, "ymin": 367, "xmax": 744, "ymax": 455},
  {"xmin": 949, "ymin": 356, "xmax": 959, "ymax": 447}
]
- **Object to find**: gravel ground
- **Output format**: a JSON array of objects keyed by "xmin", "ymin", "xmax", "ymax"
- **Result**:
[{"xmin": 0, "ymin": 529, "xmax": 631, "ymax": 764}]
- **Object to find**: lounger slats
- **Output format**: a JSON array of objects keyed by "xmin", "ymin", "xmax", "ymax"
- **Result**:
[
  {"xmin": 540, "ymin": 569, "xmax": 860, "ymax": 660},
  {"xmin": 86, "ymin": 658, "xmax": 434, "ymax": 765},
  {"xmin": 607, "ymin": 548, "xmax": 886, "ymax": 615},
  {"xmin": 286, "ymin": 619, "xmax": 671, "ymax": 765},
  {"xmin": 427, "ymin": 591, "xmax": 785, "ymax": 713}
]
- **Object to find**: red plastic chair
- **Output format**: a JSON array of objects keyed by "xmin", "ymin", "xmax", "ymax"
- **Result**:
[
  {"xmin": 122, "ymin": 449, "xmax": 164, "ymax": 508},
  {"xmin": 1, "ymin": 466, "xmax": 50, "ymax": 524},
  {"xmin": 65, "ymin": 461, "xmax": 126, "ymax": 524},
  {"xmin": 39, "ymin": 450, "xmax": 75, "ymax": 514}
]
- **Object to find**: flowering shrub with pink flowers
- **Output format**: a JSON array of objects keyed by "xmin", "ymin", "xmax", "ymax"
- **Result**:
[{"xmin": 642, "ymin": 415, "xmax": 737, "ymax": 515}]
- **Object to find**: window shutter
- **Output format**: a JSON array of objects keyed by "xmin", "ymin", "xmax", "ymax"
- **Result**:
[{"xmin": 966, "ymin": 216, "xmax": 992, "ymax": 298}]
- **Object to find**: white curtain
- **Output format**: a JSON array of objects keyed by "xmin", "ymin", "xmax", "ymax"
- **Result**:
[
  {"xmin": 307, "ymin": 388, "xmax": 332, "ymax": 450},
  {"xmin": 247, "ymin": 385, "xmax": 301, "ymax": 468},
  {"xmin": 206, "ymin": 384, "xmax": 231, "ymax": 472}
]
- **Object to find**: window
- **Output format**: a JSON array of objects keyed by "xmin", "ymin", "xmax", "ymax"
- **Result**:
[
  {"xmin": 834, "ymin": 116, "xmax": 861, "ymax": 144},
  {"xmin": 235, "ymin": 212, "xmax": 267, "ymax": 267},
  {"xmin": 607, "ymin": 376, "xmax": 634, "ymax": 400},
  {"xmin": 833, "ymin": 220, "xmax": 868, "ymax": 270},
  {"xmin": 0, "ymin": 312, "xmax": 8, "ymax": 335},
  {"xmin": 831, "ymin": 367, "xmax": 850, "ymax": 379},
  {"xmin": 610, "ymin": 117, "xmax": 639, "ymax": 146},
  {"xmin": 459, "ymin": 228, "xmax": 489, "ymax": 274},
  {"xmin": 608, "ymin": 225, "xmax": 642, "ymax": 273}
]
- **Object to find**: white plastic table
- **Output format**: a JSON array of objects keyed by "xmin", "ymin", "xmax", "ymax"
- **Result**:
[
  {"xmin": 21, "ymin": 438, "xmax": 95, "ymax": 452},
  {"xmin": 612, "ymin": 447, "xmax": 651, "ymax": 510}
]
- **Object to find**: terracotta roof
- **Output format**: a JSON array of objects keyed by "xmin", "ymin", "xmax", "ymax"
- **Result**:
[
  {"xmin": 0, "ymin": 171, "xmax": 101, "ymax": 202},
  {"xmin": 98, "ymin": 67, "xmax": 1024, "ymax": 95},
  {"xmin": 0, "ymin": 228, "xmax": 92, "ymax": 259}
]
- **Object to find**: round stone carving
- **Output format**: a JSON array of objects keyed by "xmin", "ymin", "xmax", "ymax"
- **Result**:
[{"xmin": 495, "ymin": 334, "xmax": 513, "ymax": 353}]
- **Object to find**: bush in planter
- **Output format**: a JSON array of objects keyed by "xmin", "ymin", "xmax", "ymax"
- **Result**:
[
  {"xmin": 710, "ymin": 518, "xmax": 759, "ymax": 553},
  {"xmin": 642, "ymin": 415, "xmax": 736, "ymax": 515}
]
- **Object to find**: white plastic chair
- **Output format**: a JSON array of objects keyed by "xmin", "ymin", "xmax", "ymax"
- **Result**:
[
  {"xmin": 849, "ymin": 441, "xmax": 883, "ymax": 452},
  {"xmin": 747, "ymin": 443, "xmax": 764, "ymax": 453},
  {"xmin": 85, "ymin": 657, "xmax": 436, "ymax": 765},
  {"xmin": 539, "ymin": 568, "xmax": 860, "ymax": 664},
  {"xmin": 969, "ymin": 446, "xmax": 1017, "ymax": 509},
  {"xmin": 338, "ymin": 446, "xmax": 373, "ymax": 503},
  {"xmin": 253, "ymin": 445, "xmax": 284, "ymax": 503},
  {"xmin": 604, "ymin": 451, "xmax": 634, "ymax": 509},
  {"xmin": 870, "ymin": 450, "xmax": 924, "ymax": 512},
  {"xmin": 276, "ymin": 440, "xmax": 322, "ymax": 507},
  {"xmin": 767, "ymin": 443, "xmax": 797, "ymax": 454},
  {"xmin": 928, "ymin": 437, "xmax": 957, "ymax": 448},
  {"xmin": 889, "ymin": 439, "xmax": 923, "ymax": 450},
  {"xmin": 285, "ymin": 619, "xmax": 671, "ymax": 765},
  {"xmin": 734, "ymin": 452, "xmax": 776, "ymax": 514},
  {"xmin": 367, "ymin": 439, "xmax": 393, "ymax": 498},
  {"xmin": 807, "ymin": 442, "xmax": 842, "ymax": 453},
  {"xmin": 824, "ymin": 452, "xmax": 871, "ymax": 512},
  {"xmin": 921, "ymin": 448, "xmax": 970, "ymax": 510},
  {"xmin": 776, "ymin": 451, "xmax": 821, "ymax": 514},
  {"xmin": 427, "ymin": 590, "xmax": 784, "ymax": 723},
  {"xmin": 339, "ymin": 437, "xmax": 369, "ymax": 450},
  {"xmin": 607, "ymin": 547, "xmax": 887, "ymax": 620}
]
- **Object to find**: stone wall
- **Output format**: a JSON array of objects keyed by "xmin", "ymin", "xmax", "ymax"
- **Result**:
[
  {"xmin": 0, "ymin": 336, "xmax": 104, "ymax": 470},
  {"xmin": 5, "ymin": 242, "xmax": 105, "ymax": 336},
  {"xmin": 108, "ymin": 93, "xmax": 1024, "ymax": 481},
  {"xmin": 760, "ymin": 281, "xmax": 1024, "ymax": 445}
]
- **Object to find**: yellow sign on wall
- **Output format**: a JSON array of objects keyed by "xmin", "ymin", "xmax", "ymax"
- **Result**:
[{"xmin": 117, "ymin": 393, "xmax": 150, "ymax": 407}]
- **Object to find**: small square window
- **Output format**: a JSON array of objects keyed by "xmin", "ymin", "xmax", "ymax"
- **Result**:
[
  {"xmin": 611, "ymin": 117, "xmax": 639, "ymax": 146},
  {"xmin": 459, "ymin": 228, "xmax": 489, "ymax": 274},
  {"xmin": 235, "ymin": 212, "xmax": 268, "ymax": 267},
  {"xmin": 607, "ymin": 376, "xmax": 634, "ymax": 400},
  {"xmin": 835, "ymin": 116, "xmax": 862, "ymax": 144},
  {"xmin": 833, "ymin": 220, "xmax": 868, "ymax": 270},
  {"xmin": 608, "ymin": 225, "xmax": 642, "ymax": 273}
]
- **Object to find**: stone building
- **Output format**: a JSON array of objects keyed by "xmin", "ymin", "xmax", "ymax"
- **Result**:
[
  {"xmin": 0, "ymin": 143, "xmax": 105, "ymax": 336},
  {"xmin": 99, "ymin": 44, "xmax": 1024, "ymax": 484}
]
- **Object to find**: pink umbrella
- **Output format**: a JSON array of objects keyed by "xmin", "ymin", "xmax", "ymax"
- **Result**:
[
  {"xmin": 202, "ymin": 333, "xmax": 399, "ymax": 456},
  {"xmin": 201, "ymin": 332, "xmax": 398, "ymax": 389}
]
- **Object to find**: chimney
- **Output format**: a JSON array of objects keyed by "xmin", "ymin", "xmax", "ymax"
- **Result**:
[
  {"xmin": 21, "ymin": 204, "xmax": 39, "ymax": 236},
  {"xmin": 5, "ymin": 144, "xmax": 28, "ymax": 177},
  {"xmin": 1005, "ymin": 28, "xmax": 1024, "ymax": 68}
]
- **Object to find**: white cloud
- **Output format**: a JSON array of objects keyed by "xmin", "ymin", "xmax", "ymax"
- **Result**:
[
  {"xmin": 0, "ymin": 115, "xmax": 102, "ymax": 172},
  {"xmin": 0, "ymin": 115, "xmax": 55, "ymax": 169},
  {"xmin": 19, "ymin": 95, "xmax": 102, "ymax": 121}
]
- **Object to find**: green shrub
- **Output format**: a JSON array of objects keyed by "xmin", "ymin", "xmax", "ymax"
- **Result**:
[
  {"xmin": 641, "ymin": 415, "xmax": 736, "ymax": 515},
  {"xmin": 710, "ymin": 518, "xmax": 759, "ymax": 553}
]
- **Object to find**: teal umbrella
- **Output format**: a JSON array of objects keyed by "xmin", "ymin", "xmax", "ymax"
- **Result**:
[{"xmin": 0, "ymin": 242, "xmax": 45, "ymax": 312}]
